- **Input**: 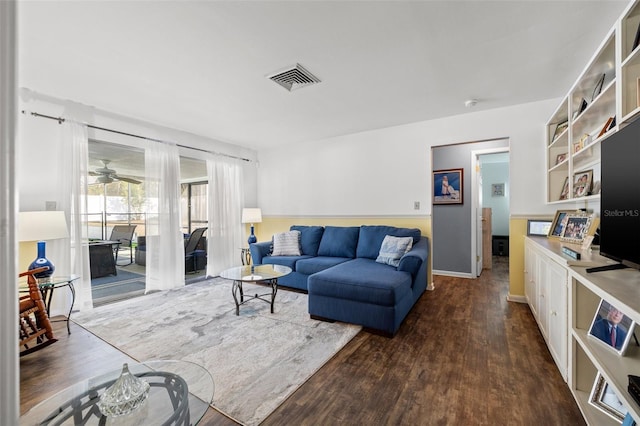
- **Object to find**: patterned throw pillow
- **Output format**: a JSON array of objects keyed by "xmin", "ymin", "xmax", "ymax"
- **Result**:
[
  {"xmin": 376, "ymin": 235, "xmax": 413, "ymax": 267},
  {"xmin": 271, "ymin": 230, "xmax": 302, "ymax": 256}
]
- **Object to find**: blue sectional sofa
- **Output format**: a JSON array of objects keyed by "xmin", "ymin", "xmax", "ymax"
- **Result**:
[{"xmin": 250, "ymin": 225, "xmax": 430, "ymax": 336}]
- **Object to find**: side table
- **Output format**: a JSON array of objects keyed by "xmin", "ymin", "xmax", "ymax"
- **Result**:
[
  {"xmin": 20, "ymin": 275, "xmax": 80, "ymax": 335},
  {"xmin": 220, "ymin": 264, "xmax": 292, "ymax": 315},
  {"xmin": 240, "ymin": 247, "xmax": 252, "ymax": 265}
]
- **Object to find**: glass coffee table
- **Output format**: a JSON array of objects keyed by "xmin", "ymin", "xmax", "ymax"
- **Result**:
[
  {"xmin": 20, "ymin": 360, "xmax": 214, "ymax": 425},
  {"xmin": 220, "ymin": 264, "xmax": 292, "ymax": 315}
]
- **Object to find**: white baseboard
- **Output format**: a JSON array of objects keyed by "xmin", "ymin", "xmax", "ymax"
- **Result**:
[
  {"xmin": 507, "ymin": 294, "xmax": 527, "ymax": 303},
  {"xmin": 432, "ymin": 270, "xmax": 474, "ymax": 279}
]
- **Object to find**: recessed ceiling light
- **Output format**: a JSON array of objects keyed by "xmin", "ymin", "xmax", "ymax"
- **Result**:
[{"xmin": 465, "ymin": 99, "xmax": 479, "ymax": 108}]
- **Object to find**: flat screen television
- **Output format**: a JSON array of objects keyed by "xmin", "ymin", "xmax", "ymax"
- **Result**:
[{"xmin": 595, "ymin": 117, "xmax": 640, "ymax": 272}]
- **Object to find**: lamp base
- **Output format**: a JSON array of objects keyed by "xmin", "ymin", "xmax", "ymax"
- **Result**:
[
  {"xmin": 247, "ymin": 225, "xmax": 257, "ymax": 244},
  {"xmin": 29, "ymin": 241, "xmax": 55, "ymax": 278}
]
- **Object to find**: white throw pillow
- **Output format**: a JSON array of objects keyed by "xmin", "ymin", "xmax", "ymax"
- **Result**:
[
  {"xmin": 271, "ymin": 230, "xmax": 301, "ymax": 256},
  {"xmin": 376, "ymin": 235, "xmax": 413, "ymax": 267}
]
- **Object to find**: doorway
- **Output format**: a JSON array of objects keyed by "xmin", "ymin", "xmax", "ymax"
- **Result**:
[
  {"xmin": 472, "ymin": 150, "xmax": 510, "ymax": 277},
  {"xmin": 431, "ymin": 138, "xmax": 509, "ymax": 278}
]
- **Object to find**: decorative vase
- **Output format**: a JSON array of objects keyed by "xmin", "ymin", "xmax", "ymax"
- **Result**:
[
  {"xmin": 98, "ymin": 363, "xmax": 150, "ymax": 417},
  {"xmin": 247, "ymin": 225, "xmax": 257, "ymax": 244},
  {"xmin": 28, "ymin": 241, "xmax": 54, "ymax": 280}
]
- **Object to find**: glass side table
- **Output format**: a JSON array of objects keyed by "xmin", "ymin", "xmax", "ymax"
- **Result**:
[
  {"xmin": 239, "ymin": 247, "xmax": 251, "ymax": 265},
  {"xmin": 220, "ymin": 264, "xmax": 292, "ymax": 315},
  {"xmin": 20, "ymin": 359, "xmax": 214, "ymax": 425},
  {"xmin": 19, "ymin": 275, "xmax": 80, "ymax": 335}
]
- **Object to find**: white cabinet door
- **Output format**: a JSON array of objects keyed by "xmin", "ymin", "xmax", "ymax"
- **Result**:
[
  {"xmin": 523, "ymin": 238, "xmax": 568, "ymax": 381},
  {"xmin": 524, "ymin": 241, "xmax": 538, "ymax": 318},
  {"xmin": 545, "ymin": 258, "xmax": 568, "ymax": 382},
  {"xmin": 537, "ymin": 254, "xmax": 549, "ymax": 338}
]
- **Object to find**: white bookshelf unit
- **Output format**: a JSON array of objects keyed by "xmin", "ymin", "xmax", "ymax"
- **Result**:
[
  {"xmin": 524, "ymin": 237, "xmax": 640, "ymax": 424},
  {"xmin": 546, "ymin": 0, "xmax": 640, "ymax": 204},
  {"xmin": 569, "ymin": 264, "xmax": 640, "ymax": 425}
]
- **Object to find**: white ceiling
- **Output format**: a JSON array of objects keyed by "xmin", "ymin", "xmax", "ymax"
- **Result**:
[{"xmin": 18, "ymin": 1, "xmax": 629, "ymax": 152}]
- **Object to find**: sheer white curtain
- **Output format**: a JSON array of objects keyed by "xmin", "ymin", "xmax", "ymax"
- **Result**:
[
  {"xmin": 206, "ymin": 156, "xmax": 243, "ymax": 276},
  {"xmin": 144, "ymin": 140, "xmax": 184, "ymax": 291},
  {"xmin": 59, "ymin": 102, "xmax": 92, "ymax": 311}
]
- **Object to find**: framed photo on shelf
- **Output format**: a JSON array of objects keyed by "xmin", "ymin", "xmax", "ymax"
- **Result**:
[
  {"xmin": 573, "ymin": 169, "xmax": 593, "ymax": 198},
  {"xmin": 552, "ymin": 120, "xmax": 568, "ymax": 142},
  {"xmin": 573, "ymin": 140, "xmax": 583, "ymax": 154},
  {"xmin": 559, "ymin": 177, "xmax": 570, "ymax": 200},
  {"xmin": 548, "ymin": 209, "xmax": 574, "ymax": 238},
  {"xmin": 555, "ymin": 153, "xmax": 567, "ymax": 166},
  {"xmin": 560, "ymin": 213, "xmax": 592, "ymax": 243},
  {"xmin": 433, "ymin": 169, "xmax": 463, "ymax": 205},
  {"xmin": 634, "ymin": 21, "xmax": 640, "ymax": 52},
  {"xmin": 589, "ymin": 372, "xmax": 629, "ymax": 422},
  {"xmin": 588, "ymin": 299, "xmax": 635, "ymax": 356},
  {"xmin": 527, "ymin": 219, "xmax": 552, "ymax": 236},
  {"xmin": 574, "ymin": 98, "xmax": 588, "ymax": 119},
  {"xmin": 598, "ymin": 117, "xmax": 614, "ymax": 138},
  {"xmin": 591, "ymin": 73, "xmax": 605, "ymax": 102}
]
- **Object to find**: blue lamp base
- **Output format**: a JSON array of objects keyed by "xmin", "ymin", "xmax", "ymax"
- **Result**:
[
  {"xmin": 28, "ymin": 240, "xmax": 55, "ymax": 281},
  {"xmin": 247, "ymin": 225, "xmax": 257, "ymax": 244}
]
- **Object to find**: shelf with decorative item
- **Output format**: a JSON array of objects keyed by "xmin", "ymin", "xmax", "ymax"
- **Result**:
[
  {"xmin": 548, "ymin": 149, "xmax": 569, "ymax": 173},
  {"xmin": 548, "ymin": 169, "xmax": 570, "ymax": 203},
  {"xmin": 621, "ymin": 52, "xmax": 640, "ymax": 120},
  {"xmin": 570, "ymin": 29, "xmax": 615, "ymax": 107},
  {"xmin": 571, "ymin": 80, "xmax": 616, "ymax": 138},
  {"xmin": 622, "ymin": 0, "xmax": 640, "ymax": 62},
  {"xmin": 568, "ymin": 267, "xmax": 640, "ymax": 425}
]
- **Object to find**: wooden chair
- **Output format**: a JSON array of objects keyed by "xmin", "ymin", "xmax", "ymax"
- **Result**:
[{"xmin": 19, "ymin": 267, "xmax": 57, "ymax": 356}]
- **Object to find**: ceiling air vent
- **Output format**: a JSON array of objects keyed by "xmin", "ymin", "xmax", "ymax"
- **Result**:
[{"xmin": 268, "ymin": 63, "xmax": 321, "ymax": 92}]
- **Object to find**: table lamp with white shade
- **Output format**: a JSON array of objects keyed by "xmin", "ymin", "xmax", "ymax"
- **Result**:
[
  {"xmin": 241, "ymin": 208, "xmax": 262, "ymax": 244},
  {"xmin": 18, "ymin": 211, "xmax": 69, "ymax": 282}
]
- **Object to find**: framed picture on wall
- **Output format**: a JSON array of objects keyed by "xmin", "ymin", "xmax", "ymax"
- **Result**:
[
  {"xmin": 433, "ymin": 169, "xmax": 463, "ymax": 205},
  {"xmin": 491, "ymin": 183, "xmax": 505, "ymax": 197}
]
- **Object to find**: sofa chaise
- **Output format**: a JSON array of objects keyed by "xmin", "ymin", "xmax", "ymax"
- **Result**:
[{"xmin": 250, "ymin": 225, "xmax": 430, "ymax": 336}]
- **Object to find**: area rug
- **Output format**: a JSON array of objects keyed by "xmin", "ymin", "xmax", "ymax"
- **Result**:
[
  {"xmin": 90, "ymin": 269, "xmax": 144, "ymax": 286},
  {"xmin": 72, "ymin": 278, "xmax": 361, "ymax": 425},
  {"xmin": 91, "ymin": 280, "xmax": 146, "ymax": 301}
]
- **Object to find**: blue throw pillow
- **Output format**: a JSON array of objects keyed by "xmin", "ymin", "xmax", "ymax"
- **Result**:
[
  {"xmin": 290, "ymin": 225, "xmax": 324, "ymax": 256},
  {"xmin": 376, "ymin": 235, "xmax": 413, "ymax": 267},
  {"xmin": 317, "ymin": 226, "xmax": 360, "ymax": 258},
  {"xmin": 356, "ymin": 225, "xmax": 421, "ymax": 259}
]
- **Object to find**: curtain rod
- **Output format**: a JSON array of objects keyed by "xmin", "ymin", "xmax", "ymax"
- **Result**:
[{"xmin": 21, "ymin": 110, "xmax": 252, "ymax": 163}]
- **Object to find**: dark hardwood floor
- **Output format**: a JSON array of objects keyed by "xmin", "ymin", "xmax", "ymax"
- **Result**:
[{"xmin": 20, "ymin": 256, "xmax": 584, "ymax": 425}]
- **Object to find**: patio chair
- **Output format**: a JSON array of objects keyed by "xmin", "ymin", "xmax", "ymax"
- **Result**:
[
  {"xmin": 185, "ymin": 227, "xmax": 207, "ymax": 273},
  {"xmin": 19, "ymin": 267, "xmax": 57, "ymax": 356},
  {"xmin": 109, "ymin": 225, "xmax": 137, "ymax": 265}
]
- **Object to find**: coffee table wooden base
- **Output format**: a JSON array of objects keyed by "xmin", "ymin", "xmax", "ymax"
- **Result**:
[{"xmin": 231, "ymin": 278, "xmax": 278, "ymax": 315}]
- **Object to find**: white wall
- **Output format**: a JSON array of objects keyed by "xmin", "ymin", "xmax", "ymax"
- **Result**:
[{"xmin": 257, "ymin": 98, "xmax": 562, "ymax": 217}]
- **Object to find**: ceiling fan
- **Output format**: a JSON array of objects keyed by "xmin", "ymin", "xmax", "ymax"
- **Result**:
[{"xmin": 89, "ymin": 159, "xmax": 142, "ymax": 185}]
